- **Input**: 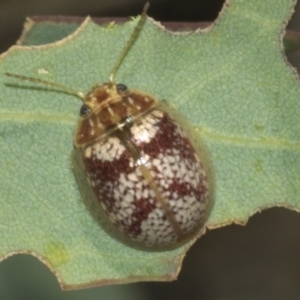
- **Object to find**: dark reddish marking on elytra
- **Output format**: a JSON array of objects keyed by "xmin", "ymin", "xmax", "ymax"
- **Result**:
[{"xmin": 82, "ymin": 109, "xmax": 208, "ymax": 242}]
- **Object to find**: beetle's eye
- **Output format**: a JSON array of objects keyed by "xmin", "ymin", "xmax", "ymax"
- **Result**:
[
  {"xmin": 80, "ymin": 104, "xmax": 91, "ymax": 116},
  {"xmin": 117, "ymin": 83, "xmax": 127, "ymax": 93}
]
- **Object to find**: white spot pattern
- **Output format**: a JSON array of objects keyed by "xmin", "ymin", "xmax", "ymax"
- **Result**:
[
  {"xmin": 85, "ymin": 137, "xmax": 126, "ymax": 161},
  {"xmin": 130, "ymin": 110, "xmax": 163, "ymax": 143},
  {"xmin": 83, "ymin": 109, "xmax": 209, "ymax": 248}
]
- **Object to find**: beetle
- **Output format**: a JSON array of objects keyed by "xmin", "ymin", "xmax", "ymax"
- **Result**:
[{"xmin": 5, "ymin": 3, "xmax": 213, "ymax": 250}]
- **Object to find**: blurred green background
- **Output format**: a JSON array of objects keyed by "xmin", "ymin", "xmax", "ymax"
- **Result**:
[{"xmin": 1, "ymin": 0, "xmax": 300, "ymax": 299}]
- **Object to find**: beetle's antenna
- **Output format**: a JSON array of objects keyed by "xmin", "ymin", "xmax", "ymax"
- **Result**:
[
  {"xmin": 109, "ymin": 2, "xmax": 149, "ymax": 83},
  {"xmin": 5, "ymin": 72, "xmax": 85, "ymax": 101}
]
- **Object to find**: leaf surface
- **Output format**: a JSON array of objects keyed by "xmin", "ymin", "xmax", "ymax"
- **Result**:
[{"xmin": 0, "ymin": 0, "xmax": 299, "ymax": 290}]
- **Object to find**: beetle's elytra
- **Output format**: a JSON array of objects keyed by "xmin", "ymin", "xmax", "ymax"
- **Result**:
[
  {"xmin": 74, "ymin": 82, "xmax": 212, "ymax": 249},
  {"xmin": 5, "ymin": 3, "xmax": 214, "ymax": 250}
]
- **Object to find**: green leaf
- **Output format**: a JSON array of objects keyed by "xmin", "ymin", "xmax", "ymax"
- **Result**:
[
  {"xmin": 19, "ymin": 17, "xmax": 300, "ymax": 53},
  {"xmin": 0, "ymin": 0, "xmax": 299, "ymax": 290},
  {"xmin": 20, "ymin": 19, "xmax": 80, "ymax": 46}
]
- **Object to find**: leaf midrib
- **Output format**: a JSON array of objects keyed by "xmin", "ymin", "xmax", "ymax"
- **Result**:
[
  {"xmin": 0, "ymin": 112, "xmax": 77, "ymax": 124},
  {"xmin": 201, "ymin": 128, "xmax": 300, "ymax": 151}
]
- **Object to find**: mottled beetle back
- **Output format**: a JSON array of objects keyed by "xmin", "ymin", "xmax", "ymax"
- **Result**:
[{"xmin": 73, "ymin": 84, "xmax": 214, "ymax": 249}]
